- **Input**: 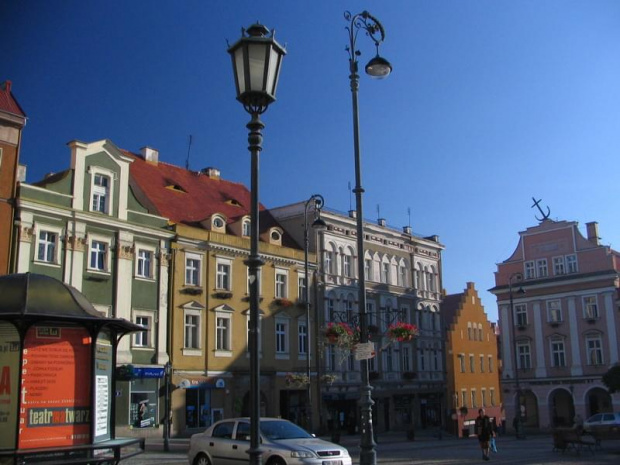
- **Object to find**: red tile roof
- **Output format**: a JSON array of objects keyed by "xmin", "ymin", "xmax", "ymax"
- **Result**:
[
  {"xmin": 126, "ymin": 151, "xmax": 300, "ymax": 249},
  {"xmin": 0, "ymin": 81, "xmax": 26, "ymax": 117}
]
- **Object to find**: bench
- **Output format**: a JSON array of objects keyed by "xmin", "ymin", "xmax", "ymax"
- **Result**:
[{"xmin": 552, "ymin": 427, "xmax": 595, "ymax": 455}]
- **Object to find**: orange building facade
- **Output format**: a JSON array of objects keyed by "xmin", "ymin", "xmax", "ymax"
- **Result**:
[
  {"xmin": 443, "ymin": 283, "xmax": 503, "ymax": 437},
  {"xmin": 0, "ymin": 81, "xmax": 26, "ymax": 275}
]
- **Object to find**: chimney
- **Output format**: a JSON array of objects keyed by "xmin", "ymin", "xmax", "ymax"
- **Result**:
[
  {"xmin": 586, "ymin": 222, "xmax": 600, "ymax": 246},
  {"xmin": 378, "ymin": 218, "xmax": 386, "ymax": 227},
  {"xmin": 140, "ymin": 146, "xmax": 159, "ymax": 164},
  {"xmin": 348, "ymin": 210, "xmax": 356, "ymax": 218},
  {"xmin": 201, "ymin": 167, "xmax": 220, "ymax": 179},
  {"xmin": 3, "ymin": 80, "xmax": 12, "ymax": 94},
  {"xmin": 403, "ymin": 226, "xmax": 412, "ymax": 235},
  {"xmin": 17, "ymin": 164, "xmax": 26, "ymax": 182}
]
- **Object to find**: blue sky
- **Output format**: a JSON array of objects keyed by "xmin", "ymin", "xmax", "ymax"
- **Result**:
[{"xmin": 3, "ymin": 1, "xmax": 620, "ymax": 321}]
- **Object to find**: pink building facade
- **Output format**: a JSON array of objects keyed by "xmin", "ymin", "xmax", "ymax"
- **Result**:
[{"xmin": 491, "ymin": 219, "xmax": 620, "ymax": 432}]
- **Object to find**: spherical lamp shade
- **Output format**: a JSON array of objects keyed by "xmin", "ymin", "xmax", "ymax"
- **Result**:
[{"xmin": 228, "ymin": 23, "xmax": 286, "ymax": 114}]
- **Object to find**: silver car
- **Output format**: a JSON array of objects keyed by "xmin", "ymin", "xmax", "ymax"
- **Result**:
[
  {"xmin": 583, "ymin": 412, "xmax": 620, "ymax": 432},
  {"xmin": 188, "ymin": 417, "xmax": 352, "ymax": 465}
]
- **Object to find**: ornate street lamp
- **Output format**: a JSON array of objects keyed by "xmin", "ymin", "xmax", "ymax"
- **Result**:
[
  {"xmin": 228, "ymin": 23, "xmax": 286, "ymax": 465},
  {"xmin": 344, "ymin": 10, "xmax": 391, "ymax": 465},
  {"xmin": 303, "ymin": 195, "xmax": 327, "ymax": 433},
  {"xmin": 508, "ymin": 272, "xmax": 526, "ymax": 439}
]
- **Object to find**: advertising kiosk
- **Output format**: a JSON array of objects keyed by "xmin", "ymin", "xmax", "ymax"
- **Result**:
[{"xmin": 0, "ymin": 273, "xmax": 145, "ymax": 464}]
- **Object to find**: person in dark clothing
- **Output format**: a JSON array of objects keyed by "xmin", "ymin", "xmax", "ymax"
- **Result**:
[{"xmin": 475, "ymin": 408, "xmax": 493, "ymax": 461}]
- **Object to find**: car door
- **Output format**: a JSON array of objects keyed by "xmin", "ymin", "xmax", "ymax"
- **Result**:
[
  {"xmin": 229, "ymin": 421, "xmax": 252, "ymax": 465},
  {"xmin": 209, "ymin": 421, "xmax": 237, "ymax": 465}
]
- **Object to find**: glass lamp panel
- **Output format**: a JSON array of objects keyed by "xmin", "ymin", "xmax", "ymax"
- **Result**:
[
  {"xmin": 248, "ymin": 42, "xmax": 267, "ymax": 92},
  {"xmin": 233, "ymin": 47, "xmax": 246, "ymax": 94},
  {"xmin": 266, "ymin": 47, "xmax": 279, "ymax": 96}
]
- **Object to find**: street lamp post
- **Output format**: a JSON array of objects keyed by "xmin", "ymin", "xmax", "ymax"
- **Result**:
[
  {"xmin": 303, "ymin": 195, "xmax": 327, "ymax": 433},
  {"xmin": 163, "ymin": 361, "xmax": 171, "ymax": 452},
  {"xmin": 228, "ymin": 23, "xmax": 286, "ymax": 465},
  {"xmin": 508, "ymin": 272, "xmax": 525, "ymax": 439},
  {"xmin": 344, "ymin": 10, "xmax": 392, "ymax": 465}
]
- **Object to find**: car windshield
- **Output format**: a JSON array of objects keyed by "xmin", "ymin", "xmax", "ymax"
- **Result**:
[{"xmin": 260, "ymin": 420, "xmax": 313, "ymax": 440}]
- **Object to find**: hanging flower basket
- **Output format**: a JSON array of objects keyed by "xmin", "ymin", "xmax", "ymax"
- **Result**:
[
  {"xmin": 387, "ymin": 322, "xmax": 419, "ymax": 342},
  {"xmin": 274, "ymin": 298, "xmax": 293, "ymax": 307},
  {"xmin": 324, "ymin": 322, "xmax": 356, "ymax": 346},
  {"xmin": 285, "ymin": 373, "xmax": 309, "ymax": 387},
  {"xmin": 320, "ymin": 374, "xmax": 337, "ymax": 385}
]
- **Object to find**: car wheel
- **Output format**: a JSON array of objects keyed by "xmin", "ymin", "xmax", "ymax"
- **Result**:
[
  {"xmin": 266, "ymin": 457, "xmax": 286, "ymax": 465},
  {"xmin": 194, "ymin": 453, "xmax": 211, "ymax": 465}
]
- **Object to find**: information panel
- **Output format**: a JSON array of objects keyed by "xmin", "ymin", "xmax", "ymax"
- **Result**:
[
  {"xmin": 0, "ymin": 322, "xmax": 20, "ymax": 449},
  {"xmin": 18, "ymin": 325, "xmax": 92, "ymax": 449}
]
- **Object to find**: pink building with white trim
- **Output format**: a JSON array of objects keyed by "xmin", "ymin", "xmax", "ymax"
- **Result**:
[{"xmin": 491, "ymin": 218, "xmax": 620, "ymax": 432}]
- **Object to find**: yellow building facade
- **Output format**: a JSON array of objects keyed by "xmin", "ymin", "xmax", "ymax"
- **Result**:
[{"xmin": 443, "ymin": 283, "xmax": 503, "ymax": 437}]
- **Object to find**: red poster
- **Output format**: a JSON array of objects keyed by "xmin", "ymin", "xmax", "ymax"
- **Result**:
[{"xmin": 18, "ymin": 326, "xmax": 92, "ymax": 449}]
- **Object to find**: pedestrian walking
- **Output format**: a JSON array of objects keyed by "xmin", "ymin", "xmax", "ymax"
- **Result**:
[{"xmin": 475, "ymin": 408, "xmax": 493, "ymax": 461}]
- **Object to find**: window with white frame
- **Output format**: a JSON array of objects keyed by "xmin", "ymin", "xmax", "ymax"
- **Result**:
[
  {"xmin": 343, "ymin": 254, "xmax": 351, "ymax": 277},
  {"xmin": 381, "ymin": 262, "xmax": 389, "ymax": 283},
  {"xmin": 426, "ymin": 267, "xmax": 434, "ymax": 291},
  {"xmin": 536, "ymin": 259, "xmax": 548, "ymax": 277},
  {"xmin": 215, "ymin": 313, "xmax": 231, "ymax": 353},
  {"xmin": 461, "ymin": 390, "xmax": 467, "ymax": 408},
  {"xmin": 384, "ymin": 346, "xmax": 394, "ymax": 371},
  {"xmin": 488, "ymin": 355, "xmax": 493, "ymax": 373},
  {"xmin": 399, "ymin": 265, "xmax": 407, "ymax": 287},
  {"xmin": 586, "ymin": 336, "xmax": 603, "ymax": 365},
  {"xmin": 327, "ymin": 295, "xmax": 335, "ymax": 320},
  {"xmin": 242, "ymin": 219, "xmax": 251, "ymax": 237},
  {"xmin": 402, "ymin": 346, "xmax": 411, "ymax": 372},
  {"xmin": 216, "ymin": 258, "xmax": 232, "ymax": 290},
  {"xmin": 91, "ymin": 172, "xmax": 111, "ymax": 214},
  {"xmin": 136, "ymin": 247, "xmax": 155, "ymax": 279},
  {"xmin": 547, "ymin": 300, "xmax": 562, "ymax": 323},
  {"xmin": 583, "ymin": 296, "xmax": 599, "ymax": 319},
  {"xmin": 469, "ymin": 354, "xmax": 475, "ymax": 373},
  {"xmin": 133, "ymin": 313, "xmax": 152, "ymax": 348},
  {"xmin": 184, "ymin": 310, "xmax": 201, "ymax": 350},
  {"xmin": 325, "ymin": 250, "xmax": 334, "ymax": 274},
  {"xmin": 298, "ymin": 274, "xmax": 307, "ymax": 303},
  {"xmin": 275, "ymin": 318, "xmax": 289, "ymax": 355},
  {"xmin": 471, "ymin": 390, "xmax": 477, "ymax": 408},
  {"xmin": 566, "ymin": 254, "xmax": 578, "ymax": 273},
  {"xmin": 36, "ymin": 228, "xmax": 61, "ymax": 264},
  {"xmin": 553, "ymin": 256, "xmax": 565, "ymax": 275},
  {"xmin": 481, "ymin": 389, "xmax": 487, "ymax": 407},
  {"xmin": 480, "ymin": 355, "xmax": 485, "ymax": 372},
  {"xmin": 490, "ymin": 388, "xmax": 496, "ymax": 406},
  {"xmin": 88, "ymin": 237, "xmax": 110, "ymax": 272},
  {"xmin": 515, "ymin": 304, "xmax": 527, "ymax": 326},
  {"xmin": 298, "ymin": 320, "xmax": 308, "ymax": 355},
  {"xmin": 524, "ymin": 261, "xmax": 535, "ymax": 279},
  {"xmin": 364, "ymin": 259, "xmax": 372, "ymax": 281},
  {"xmin": 185, "ymin": 252, "xmax": 202, "ymax": 286},
  {"xmin": 467, "ymin": 323, "xmax": 472, "ymax": 340},
  {"xmin": 550, "ymin": 338, "xmax": 566, "ymax": 367},
  {"xmin": 517, "ymin": 341, "xmax": 532, "ymax": 369},
  {"xmin": 458, "ymin": 354, "xmax": 465, "ymax": 373},
  {"xmin": 275, "ymin": 269, "xmax": 288, "ymax": 298}
]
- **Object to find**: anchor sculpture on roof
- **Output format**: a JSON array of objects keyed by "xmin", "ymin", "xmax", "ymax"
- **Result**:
[{"xmin": 531, "ymin": 196, "xmax": 551, "ymax": 222}]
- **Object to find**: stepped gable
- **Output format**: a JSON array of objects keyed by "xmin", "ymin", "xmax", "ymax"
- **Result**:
[
  {"xmin": 126, "ymin": 151, "xmax": 298, "ymax": 249},
  {"xmin": 0, "ymin": 81, "xmax": 26, "ymax": 117}
]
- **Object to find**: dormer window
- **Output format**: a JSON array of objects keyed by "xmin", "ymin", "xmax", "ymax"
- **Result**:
[
  {"xmin": 92, "ymin": 173, "xmax": 110, "ymax": 213},
  {"xmin": 242, "ymin": 219, "xmax": 251, "ymax": 237},
  {"xmin": 212, "ymin": 215, "xmax": 226, "ymax": 232},
  {"xmin": 269, "ymin": 228, "xmax": 283, "ymax": 245}
]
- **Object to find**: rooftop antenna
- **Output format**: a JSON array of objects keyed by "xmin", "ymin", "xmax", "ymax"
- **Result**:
[
  {"xmin": 407, "ymin": 207, "xmax": 411, "ymax": 227},
  {"xmin": 185, "ymin": 135, "xmax": 193, "ymax": 170},
  {"xmin": 377, "ymin": 204, "xmax": 380, "ymax": 220}
]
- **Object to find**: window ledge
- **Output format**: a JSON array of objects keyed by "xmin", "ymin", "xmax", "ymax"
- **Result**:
[
  {"xmin": 215, "ymin": 350, "xmax": 233, "ymax": 358},
  {"xmin": 182, "ymin": 349, "xmax": 202, "ymax": 357}
]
